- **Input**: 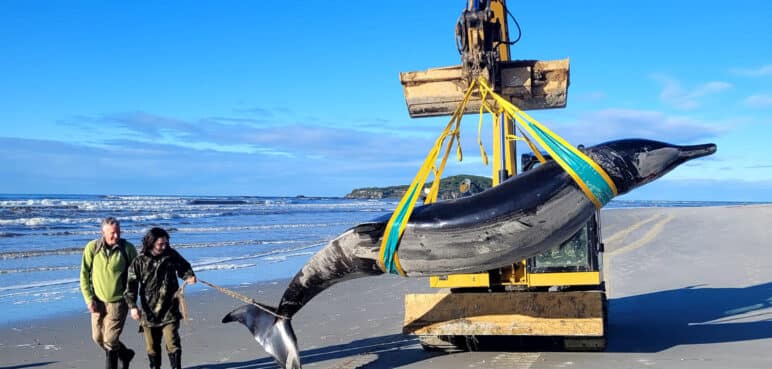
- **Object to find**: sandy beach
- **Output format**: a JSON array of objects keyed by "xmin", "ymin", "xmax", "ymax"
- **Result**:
[{"xmin": 2, "ymin": 205, "xmax": 771, "ymax": 369}]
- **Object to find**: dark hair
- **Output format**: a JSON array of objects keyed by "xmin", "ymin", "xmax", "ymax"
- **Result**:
[{"xmin": 141, "ymin": 227, "xmax": 170, "ymax": 255}]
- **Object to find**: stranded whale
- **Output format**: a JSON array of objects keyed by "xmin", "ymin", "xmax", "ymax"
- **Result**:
[{"xmin": 223, "ymin": 138, "xmax": 717, "ymax": 369}]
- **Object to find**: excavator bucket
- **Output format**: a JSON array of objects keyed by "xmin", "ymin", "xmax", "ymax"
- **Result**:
[{"xmin": 400, "ymin": 58, "xmax": 569, "ymax": 117}]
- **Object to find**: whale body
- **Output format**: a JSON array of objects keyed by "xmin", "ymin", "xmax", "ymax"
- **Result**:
[{"xmin": 223, "ymin": 138, "xmax": 717, "ymax": 369}]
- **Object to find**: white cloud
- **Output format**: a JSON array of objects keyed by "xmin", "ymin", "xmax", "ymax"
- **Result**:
[
  {"xmin": 0, "ymin": 135, "xmax": 423, "ymax": 196},
  {"xmin": 651, "ymin": 74, "xmax": 732, "ymax": 110},
  {"xmin": 730, "ymin": 65, "xmax": 772, "ymax": 77},
  {"xmin": 690, "ymin": 81, "xmax": 733, "ymax": 97},
  {"xmin": 53, "ymin": 111, "xmax": 446, "ymax": 188},
  {"xmin": 743, "ymin": 94, "xmax": 772, "ymax": 108},
  {"xmin": 547, "ymin": 108, "xmax": 726, "ymax": 146}
]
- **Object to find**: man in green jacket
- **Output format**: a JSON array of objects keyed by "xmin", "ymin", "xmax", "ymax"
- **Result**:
[{"xmin": 80, "ymin": 217, "xmax": 138, "ymax": 369}]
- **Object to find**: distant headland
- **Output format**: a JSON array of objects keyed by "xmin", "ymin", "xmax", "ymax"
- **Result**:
[{"xmin": 345, "ymin": 175, "xmax": 492, "ymax": 200}]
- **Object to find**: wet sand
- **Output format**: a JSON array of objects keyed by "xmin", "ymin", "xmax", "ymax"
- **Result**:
[{"xmin": 1, "ymin": 205, "xmax": 771, "ymax": 369}]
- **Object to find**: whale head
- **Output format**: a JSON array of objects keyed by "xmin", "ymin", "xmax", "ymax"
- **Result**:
[{"xmin": 587, "ymin": 139, "xmax": 717, "ymax": 196}]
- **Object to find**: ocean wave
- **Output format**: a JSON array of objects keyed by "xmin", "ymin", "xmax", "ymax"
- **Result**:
[
  {"xmin": 174, "ymin": 239, "xmax": 299, "ymax": 249},
  {"xmin": 262, "ymin": 251, "xmax": 316, "ymax": 263},
  {"xmin": 173, "ymin": 222, "xmax": 353, "ymax": 233},
  {"xmin": 0, "ymin": 212, "xmax": 229, "ymax": 228},
  {"xmin": 0, "ymin": 242, "xmax": 325, "ymax": 293},
  {"xmin": 194, "ymin": 263, "xmax": 256, "ymax": 272},
  {"xmin": 0, "ymin": 265, "xmax": 78, "ymax": 274},
  {"xmin": 0, "ymin": 199, "xmax": 78, "ymax": 207},
  {"xmin": 2, "ymin": 216, "xmax": 369, "ymax": 241},
  {"xmin": 188, "ymin": 199, "xmax": 248, "ymax": 205},
  {"xmin": 191, "ymin": 242, "xmax": 325, "ymax": 269},
  {"xmin": 0, "ymin": 241, "xmax": 327, "ymax": 299},
  {"xmin": 4, "ymin": 205, "xmax": 80, "ymax": 212},
  {"xmin": 0, "ymin": 232, "xmax": 24, "ymax": 238},
  {"xmin": 0, "ymin": 286, "xmax": 79, "ymax": 301},
  {"xmin": 1, "ymin": 195, "xmax": 388, "ymax": 209},
  {"xmin": 0, "ymin": 217, "xmax": 53, "ymax": 227},
  {"xmin": 255, "ymin": 199, "xmax": 291, "ymax": 206},
  {"xmin": 0, "ymin": 247, "xmax": 84, "ymax": 259},
  {"xmin": 1, "ymin": 198, "xmax": 188, "ymax": 213},
  {"xmin": 0, "ymin": 239, "xmax": 302, "ymax": 260},
  {"xmin": 0, "ymin": 278, "xmax": 79, "ymax": 293}
]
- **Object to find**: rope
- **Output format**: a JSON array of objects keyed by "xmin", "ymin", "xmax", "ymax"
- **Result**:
[
  {"xmin": 177, "ymin": 278, "xmax": 289, "ymax": 320},
  {"xmin": 377, "ymin": 79, "xmax": 479, "ymax": 275},
  {"xmin": 177, "ymin": 283, "xmax": 188, "ymax": 320}
]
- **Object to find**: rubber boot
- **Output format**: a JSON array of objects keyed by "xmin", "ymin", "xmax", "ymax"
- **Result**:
[
  {"xmin": 168, "ymin": 350, "xmax": 182, "ymax": 369},
  {"xmin": 119, "ymin": 347, "xmax": 135, "ymax": 369},
  {"xmin": 147, "ymin": 353, "xmax": 162, "ymax": 369},
  {"xmin": 106, "ymin": 349, "xmax": 120, "ymax": 369}
]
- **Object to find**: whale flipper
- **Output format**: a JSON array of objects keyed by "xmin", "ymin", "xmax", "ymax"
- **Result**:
[{"xmin": 223, "ymin": 304, "xmax": 301, "ymax": 369}]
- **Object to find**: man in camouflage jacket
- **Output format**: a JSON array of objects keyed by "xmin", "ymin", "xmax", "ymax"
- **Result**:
[{"xmin": 124, "ymin": 227, "xmax": 195, "ymax": 369}]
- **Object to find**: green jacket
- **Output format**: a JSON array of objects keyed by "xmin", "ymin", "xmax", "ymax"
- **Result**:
[
  {"xmin": 124, "ymin": 248, "xmax": 195, "ymax": 327},
  {"xmin": 80, "ymin": 238, "xmax": 138, "ymax": 304}
]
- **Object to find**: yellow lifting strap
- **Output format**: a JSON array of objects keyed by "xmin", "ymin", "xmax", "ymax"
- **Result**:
[
  {"xmin": 475, "ymin": 78, "xmax": 618, "ymax": 208},
  {"xmin": 377, "ymin": 79, "xmax": 479, "ymax": 275},
  {"xmin": 378, "ymin": 77, "xmax": 618, "ymax": 275}
]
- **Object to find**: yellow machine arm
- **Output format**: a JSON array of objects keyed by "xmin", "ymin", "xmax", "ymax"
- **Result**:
[
  {"xmin": 456, "ymin": 0, "xmax": 513, "ymax": 84},
  {"xmin": 399, "ymin": 0, "xmax": 569, "ymax": 185}
]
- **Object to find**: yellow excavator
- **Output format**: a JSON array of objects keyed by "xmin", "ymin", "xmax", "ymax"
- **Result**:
[{"xmin": 399, "ymin": 0, "xmax": 606, "ymax": 351}]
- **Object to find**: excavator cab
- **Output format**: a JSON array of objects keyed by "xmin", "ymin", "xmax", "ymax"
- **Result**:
[{"xmin": 520, "ymin": 152, "xmax": 604, "ymax": 285}]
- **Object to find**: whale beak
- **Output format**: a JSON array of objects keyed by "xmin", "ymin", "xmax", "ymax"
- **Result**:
[{"xmin": 678, "ymin": 143, "xmax": 717, "ymax": 160}]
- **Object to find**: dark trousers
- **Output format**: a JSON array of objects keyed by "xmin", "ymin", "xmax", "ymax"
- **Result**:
[{"xmin": 142, "ymin": 321, "xmax": 181, "ymax": 355}]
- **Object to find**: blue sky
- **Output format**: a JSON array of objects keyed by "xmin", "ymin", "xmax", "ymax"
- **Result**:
[{"xmin": 1, "ymin": 1, "xmax": 771, "ymax": 201}]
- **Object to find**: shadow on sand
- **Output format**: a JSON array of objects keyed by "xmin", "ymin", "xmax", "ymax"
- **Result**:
[
  {"xmin": 607, "ymin": 281, "xmax": 772, "ymax": 352},
  {"xmin": 453, "ymin": 282, "xmax": 772, "ymax": 353},
  {"xmin": 186, "ymin": 334, "xmax": 435, "ymax": 369},
  {"xmin": 188, "ymin": 282, "xmax": 771, "ymax": 368},
  {"xmin": 0, "ymin": 363, "xmax": 56, "ymax": 369}
]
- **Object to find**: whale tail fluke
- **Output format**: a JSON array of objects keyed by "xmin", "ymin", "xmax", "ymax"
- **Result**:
[{"xmin": 223, "ymin": 304, "xmax": 301, "ymax": 369}]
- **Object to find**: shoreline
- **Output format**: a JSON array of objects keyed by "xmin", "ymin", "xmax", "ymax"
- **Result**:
[
  {"xmin": 0, "ymin": 276, "xmax": 296, "ymax": 329},
  {"xmin": 1, "ymin": 274, "xmax": 434, "ymax": 369},
  {"xmin": 2, "ymin": 202, "xmax": 765, "ymax": 325},
  {"xmin": 2, "ymin": 204, "xmax": 771, "ymax": 369}
]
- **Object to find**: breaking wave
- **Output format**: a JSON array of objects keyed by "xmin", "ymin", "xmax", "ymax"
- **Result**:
[{"xmin": 0, "ymin": 239, "xmax": 313, "ymax": 260}]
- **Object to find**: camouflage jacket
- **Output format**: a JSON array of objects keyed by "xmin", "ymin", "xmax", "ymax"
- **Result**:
[{"xmin": 124, "ymin": 248, "xmax": 195, "ymax": 327}]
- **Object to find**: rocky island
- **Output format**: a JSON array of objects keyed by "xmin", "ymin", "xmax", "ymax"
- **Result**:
[{"xmin": 345, "ymin": 174, "xmax": 492, "ymax": 200}]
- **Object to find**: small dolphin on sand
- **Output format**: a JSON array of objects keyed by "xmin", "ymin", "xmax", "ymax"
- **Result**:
[{"xmin": 223, "ymin": 138, "xmax": 717, "ymax": 369}]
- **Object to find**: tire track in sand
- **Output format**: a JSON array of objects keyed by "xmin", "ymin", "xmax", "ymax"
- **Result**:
[
  {"xmin": 603, "ymin": 213, "xmax": 674, "ymax": 296},
  {"xmin": 469, "ymin": 352, "xmax": 541, "ymax": 369}
]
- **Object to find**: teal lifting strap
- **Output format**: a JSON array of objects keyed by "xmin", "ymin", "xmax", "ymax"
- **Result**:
[{"xmin": 528, "ymin": 124, "xmax": 615, "ymax": 207}]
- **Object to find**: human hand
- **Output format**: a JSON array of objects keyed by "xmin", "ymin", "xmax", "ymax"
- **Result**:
[
  {"xmin": 130, "ymin": 308, "xmax": 140, "ymax": 321},
  {"xmin": 186, "ymin": 276, "xmax": 197, "ymax": 285},
  {"xmin": 87, "ymin": 301, "xmax": 97, "ymax": 314}
]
